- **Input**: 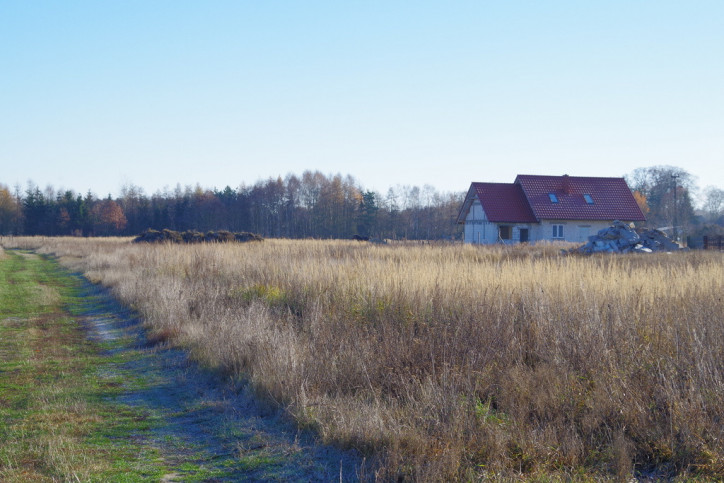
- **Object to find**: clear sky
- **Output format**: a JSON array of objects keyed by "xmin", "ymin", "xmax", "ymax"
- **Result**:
[{"xmin": 2, "ymin": 1, "xmax": 723, "ymax": 200}]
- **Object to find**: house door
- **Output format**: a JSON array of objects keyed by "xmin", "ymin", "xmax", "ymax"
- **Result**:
[
  {"xmin": 578, "ymin": 226, "xmax": 590, "ymax": 242},
  {"xmin": 519, "ymin": 228, "xmax": 529, "ymax": 243}
]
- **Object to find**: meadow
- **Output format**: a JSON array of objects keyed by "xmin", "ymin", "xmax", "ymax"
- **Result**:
[{"xmin": 3, "ymin": 236, "xmax": 723, "ymax": 480}]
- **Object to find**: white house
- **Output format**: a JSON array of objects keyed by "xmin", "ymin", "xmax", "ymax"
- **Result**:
[{"xmin": 457, "ymin": 174, "xmax": 646, "ymax": 244}]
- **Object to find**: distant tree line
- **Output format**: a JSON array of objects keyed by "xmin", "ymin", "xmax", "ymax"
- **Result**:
[
  {"xmin": 3, "ymin": 165, "xmax": 722, "ymax": 240},
  {"xmin": 0, "ymin": 184, "xmax": 129, "ymax": 237},
  {"xmin": 0, "ymin": 171, "xmax": 465, "ymax": 240}
]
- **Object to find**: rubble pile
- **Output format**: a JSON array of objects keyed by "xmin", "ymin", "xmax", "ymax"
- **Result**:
[{"xmin": 573, "ymin": 221, "xmax": 682, "ymax": 254}]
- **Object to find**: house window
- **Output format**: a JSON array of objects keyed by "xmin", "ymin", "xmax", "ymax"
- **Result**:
[
  {"xmin": 552, "ymin": 224, "xmax": 564, "ymax": 239},
  {"xmin": 548, "ymin": 193, "xmax": 559, "ymax": 203},
  {"xmin": 583, "ymin": 194, "xmax": 594, "ymax": 204},
  {"xmin": 499, "ymin": 226, "xmax": 511, "ymax": 240}
]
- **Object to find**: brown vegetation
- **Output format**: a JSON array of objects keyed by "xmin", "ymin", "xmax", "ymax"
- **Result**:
[
  {"xmin": 133, "ymin": 228, "xmax": 263, "ymax": 244},
  {"xmin": 3, "ymin": 236, "xmax": 724, "ymax": 480}
]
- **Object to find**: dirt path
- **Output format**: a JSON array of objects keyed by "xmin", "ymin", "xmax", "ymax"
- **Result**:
[{"xmin": 75, "ymin": 278, "xmax": 363, "ymax": 481}]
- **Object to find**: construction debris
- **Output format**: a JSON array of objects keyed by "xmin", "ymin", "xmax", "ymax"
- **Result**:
[{"xmin": 572, "ymin": 221, "xmax": 682, "ymax": 254}]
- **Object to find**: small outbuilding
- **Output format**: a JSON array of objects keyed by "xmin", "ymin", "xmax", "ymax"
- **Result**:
[{"xmin": 457, "ymin": 174, "xmax": 646, "ymax": 244}]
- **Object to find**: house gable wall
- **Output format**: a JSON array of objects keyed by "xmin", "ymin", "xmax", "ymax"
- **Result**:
[
  {"xmin": 464, "ymin": 200, "xmax": 499, "ymax": 244},
  {"xmin": 464, "ymin": 199, "xmax": 539, "ymax": 244}
]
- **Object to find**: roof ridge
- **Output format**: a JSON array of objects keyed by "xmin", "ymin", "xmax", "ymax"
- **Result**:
[{"xmin": 516, "ymin": 174, "xmax": 626, "ymax": 180}]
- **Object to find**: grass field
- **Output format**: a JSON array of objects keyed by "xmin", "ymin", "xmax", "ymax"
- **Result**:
[
  {"xmin": 3, "ymin": 237, "xmax": 724, "ymax": 481},
  {"xmin": 0, "ymin": 245, "xmax": 356, "ymax": 481},
  {"xmin": 0, "ymin": 247, "xmax": 167, "ymax": 481}
]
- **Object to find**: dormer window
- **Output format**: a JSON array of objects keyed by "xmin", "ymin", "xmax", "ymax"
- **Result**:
[
  {"xmin": 548, "ymin": 193, "xmax": 559, "ymax": 203},
  {"xmin": 583, "ymin": 194, "xmax": 594, "ymax": 204}
]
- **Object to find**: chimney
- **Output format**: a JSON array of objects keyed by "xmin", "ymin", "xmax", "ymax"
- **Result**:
[{"xmin": 562, "ymin": 174, "xmax": 571, "ymax": 194}]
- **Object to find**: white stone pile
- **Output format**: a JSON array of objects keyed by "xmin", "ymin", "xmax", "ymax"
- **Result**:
[{"xmin": 573, "ymin": 221, "xmax": 682, "ymax": 254}]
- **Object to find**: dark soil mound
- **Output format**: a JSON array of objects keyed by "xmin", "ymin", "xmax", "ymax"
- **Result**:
[{"xmin": 133, "ymin": 229, "xmax": 263, "ymax": 244}]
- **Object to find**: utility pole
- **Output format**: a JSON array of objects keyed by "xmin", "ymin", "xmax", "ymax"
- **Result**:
[{"xmin": 672, "ymin": 174, "xmax": 680, "ymax": 242}]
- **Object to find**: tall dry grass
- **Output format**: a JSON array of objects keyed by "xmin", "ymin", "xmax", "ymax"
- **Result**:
[{"xmin": 3, "ymin": 236, "xmax": 724, "ymax": 480}]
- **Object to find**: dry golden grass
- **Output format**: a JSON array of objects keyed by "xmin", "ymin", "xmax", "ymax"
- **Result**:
[{"xmin": 4, "ymin": 236, "xmax": 724, "ymax": 480}]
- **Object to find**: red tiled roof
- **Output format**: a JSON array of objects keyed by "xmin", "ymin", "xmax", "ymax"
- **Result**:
[
  {"xmin": 514, "ymin": 174, "xmax": 646, "ymax": 221},
  {"xmin": 472, "ymin": 182, "xmax": 537, "ymax": 223}
]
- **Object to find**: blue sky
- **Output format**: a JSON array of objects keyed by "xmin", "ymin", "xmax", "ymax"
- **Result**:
[{"xmin": 2, "ymin": 1, "xmax": 723, "ymax": 200}]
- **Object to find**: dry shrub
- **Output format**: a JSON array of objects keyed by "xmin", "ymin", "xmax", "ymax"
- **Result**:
[{"xmin": 3, "ymin": 235, "xmax": 724, "ymax": 480}]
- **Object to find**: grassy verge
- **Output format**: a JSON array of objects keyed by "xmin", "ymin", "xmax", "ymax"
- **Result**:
[{"xmin": 0, "ymin": 249, "xmax": 165, "ymax": 481}]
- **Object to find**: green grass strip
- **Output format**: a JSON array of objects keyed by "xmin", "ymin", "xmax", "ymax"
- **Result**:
[{"xmin": 0, "ymin": 250, "xmax": 166, "ymax": 482}]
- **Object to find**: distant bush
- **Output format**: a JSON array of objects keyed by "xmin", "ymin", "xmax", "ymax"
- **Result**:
[{"xmin": 133, "ymin": 229, "xmax": 263, "ymax": 244}]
